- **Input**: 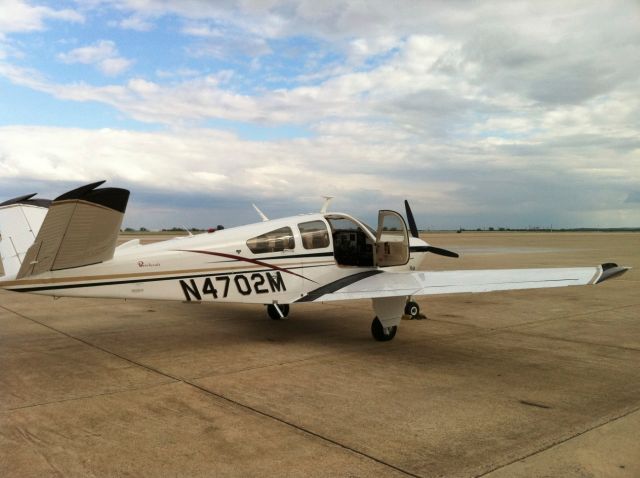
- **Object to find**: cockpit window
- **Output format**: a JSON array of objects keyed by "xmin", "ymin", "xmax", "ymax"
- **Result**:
[
  {"xmin": 246, "ymin": 227, "xmax": 295, "ymax": 254},
  {"xmin": 298, "ymin": 220, "xmax": 330, "ymax": 249}
]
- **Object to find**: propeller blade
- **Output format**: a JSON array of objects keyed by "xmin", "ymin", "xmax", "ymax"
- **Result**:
[
  {"xmin": 426, "ymin": 246, "xmax": 459, "ymax": 258},
  {"xmin": 404, "ymin": 200, "xmax": 419, "ymax": 238},
  {"xmin": 404, "ymin": 199, "xmax": 458, "ymax": 258},
  {"xmin": 411, "ymin": 245, "xmax": 460, "ymax": 258}
]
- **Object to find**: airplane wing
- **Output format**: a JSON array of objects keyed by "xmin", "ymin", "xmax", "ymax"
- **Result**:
[{"xmin": 298, "ymin": 263, "xmax": 629, "ymax": 302}]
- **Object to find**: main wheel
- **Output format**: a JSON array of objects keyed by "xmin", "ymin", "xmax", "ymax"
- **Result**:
[
  {"xmin": 371, "ymin": 317, "xmax": 397, "ymax": 341},
  {"xmin": 404, "ymin": 301, "xmax": 420, "ymax": 318},
  {"xmin": 267, "ymin": 304, "xmax": 289, "ymax": 320}
]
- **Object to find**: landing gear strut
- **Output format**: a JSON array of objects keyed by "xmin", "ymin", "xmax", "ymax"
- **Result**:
[
  {"xmin": 266, "ymin": 303, "xmax": 289, "ymax": 320},
  {"xmin": 371, "ymin": 317, "xmax": 397, "ymax": 341}
]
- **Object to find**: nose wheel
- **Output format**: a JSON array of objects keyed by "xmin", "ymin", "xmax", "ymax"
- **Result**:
[
  {"xmin": 371, "ymin": 317, "xmax": 397, "ymax": 341},
  {"xmin": 405, "ymin": 301, "xmax": 420, "ymax": 318},
  {"xmin": 266, "ymin": 303, "xmax": 290, "ymax": 320},
  {"xmin": 404, "ymin": 300, "xmax": 427, "ymax": 320}
]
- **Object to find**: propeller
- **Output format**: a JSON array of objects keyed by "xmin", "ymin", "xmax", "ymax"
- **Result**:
[
  {"xmin": 412, "ymin": 244, "xmax": 460, "ymax": 258},
  {"xmin": 404, "ymin": 199, "xmax": 459, "ymax": 258},
  {"xmin": 404, "ymin": 199, "xmax": 420, "ymax": 238}
]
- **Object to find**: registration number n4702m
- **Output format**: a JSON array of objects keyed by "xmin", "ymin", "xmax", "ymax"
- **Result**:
[{"xmin": 179, "ymin": 271, "xmax": 286, "ymax": 301}]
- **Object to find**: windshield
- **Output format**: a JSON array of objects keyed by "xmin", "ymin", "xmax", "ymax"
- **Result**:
[{"xmin": 325, "ymin": 215, "xmax": 374, "ymax": 237}]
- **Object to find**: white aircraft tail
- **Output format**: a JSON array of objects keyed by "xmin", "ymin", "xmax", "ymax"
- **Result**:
[
  {"xmin": 0, "ymin": 194, "xmax": 51, "ymax": 279},
  {"xmin": 15, "ymin": 181, "xmax": 130, "ymax": 279}
]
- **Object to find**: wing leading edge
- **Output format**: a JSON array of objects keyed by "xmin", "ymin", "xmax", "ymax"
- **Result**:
[{"xmin": 299, "ymin": 263, "xmax": 629, "ymax": 302}]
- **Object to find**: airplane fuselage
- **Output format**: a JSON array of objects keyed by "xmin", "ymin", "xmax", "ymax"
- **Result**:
[{"xmin": 1, "ymin": 212, "xmax": 429, "ymax": 305}]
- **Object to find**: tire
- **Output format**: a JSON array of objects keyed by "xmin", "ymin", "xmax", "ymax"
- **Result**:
[
  {"xmin": 404, "ymin": 301, "xmax": 419, "ymax": 317},
  {"xmin": 267, "ymin": 304, "xmax": 289, "ymax": 320},
  {"xmin": 371, "ymin": 317, "xmax": 397, "ymax": 341}
]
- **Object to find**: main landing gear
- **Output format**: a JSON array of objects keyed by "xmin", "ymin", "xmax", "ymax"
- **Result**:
[
  {"xmin": 370, "ymin": 297, "xmax": 425, "ymax": 340},
  {"xmin": 266, "ymin": 303, "xmax": 290, "ymax": 320},
  {"xmin": 266, "ymin": 298, "xmax": 416, "ymax": 341},
  {"xmin": 371, "ymin": 317, "xmax": 397, "ymax": 341}
]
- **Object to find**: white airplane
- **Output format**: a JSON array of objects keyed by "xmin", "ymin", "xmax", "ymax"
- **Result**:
[{"xmin": 0, "ymin": 181, "xmax": 630, "ymax": 341}]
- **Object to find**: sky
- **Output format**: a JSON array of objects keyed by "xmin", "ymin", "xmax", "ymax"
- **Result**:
[{"xmin": 0, "ymin": 0, "xmax": 639, "ymax": 230}]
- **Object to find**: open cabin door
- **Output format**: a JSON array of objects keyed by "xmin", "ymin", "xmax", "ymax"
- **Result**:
[{"xmin": 375, "ymin": 210, "xmax": 409, "ymax": 267}]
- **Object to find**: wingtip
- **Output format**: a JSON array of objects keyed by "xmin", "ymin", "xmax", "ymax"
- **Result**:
[
  {"xmin": 52, "ymin": 181, "xmax": 129, "ymax": 213},
  {"xmin": 0, "ymin": 193, "xmax": 52, "ymax": 208},
  {"xmin": 55, "ymin": 180, "xmax": 107, "ymax": 201},
  {"xmin": 0, "ymin": 193, "xmax": 37, "ymax": 207},
  {"xmin": 596, "ymin": 263, "xmax": 630, "ymax": 284}
]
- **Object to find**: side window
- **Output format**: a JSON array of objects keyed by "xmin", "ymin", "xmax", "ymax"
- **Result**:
[
  {"xmin": 246, "ymin": 227, "xmax": 295, "ymax": 254},
  {"xmin": 298, "ymin": 220, "xmax": 330, "ymax": 249}
]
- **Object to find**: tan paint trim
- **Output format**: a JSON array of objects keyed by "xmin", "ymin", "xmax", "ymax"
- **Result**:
[
  {"xmin": 0, "ymin": 259, "xmax": 336, "ymax": 289},
  {"xmin": 52, "ymin": 198, "xmax": 119, "ymax": 213}
]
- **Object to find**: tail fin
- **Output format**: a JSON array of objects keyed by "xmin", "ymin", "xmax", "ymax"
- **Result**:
[
  {"xmin": 17, "ymin": 181, "xmax": 130, "ymax": 279},
  {"xmin": 0, "ymin": 194, "xmax": 51, "ymax": 279}
]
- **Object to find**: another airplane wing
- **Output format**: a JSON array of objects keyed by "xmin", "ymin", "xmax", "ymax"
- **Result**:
[{"xmin": 298, "ymin": 263, "xmax": 629, "ymax": 302}]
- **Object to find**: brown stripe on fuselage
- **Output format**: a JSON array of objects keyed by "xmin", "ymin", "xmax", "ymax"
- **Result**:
[
  {"xmin": 178, "ymin": 249, "xmax": 320, "ymax": 283},
  {"xmin": 0, "ymin": 259, "xmax": 335, "ymax": 289}
]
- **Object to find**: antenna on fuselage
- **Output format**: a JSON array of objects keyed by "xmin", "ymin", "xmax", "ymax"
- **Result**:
[
  {"xmin": 320, "ymin": 196, "xmax": 334, "ymax": 214},
  {"xmin": 252, "ymin": 203, "xmax": 269, "ymax": 222}
]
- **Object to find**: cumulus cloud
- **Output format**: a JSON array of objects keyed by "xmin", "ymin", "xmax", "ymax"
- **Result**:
[
  {"xmin": 114, "ymin": 15, "xmax": 154, "ymax": 31},
  {"xmin": 0, "ymin": 0, "xmax": 638, "ymax": 227},
  {"xmin": 58, "ymin": 40, "xmax": 133, "ymax": 75},
  {"xmin": 0, "ymin": 0, "xmax": 83, "ymax": 34},
  {"xmin": 3, "ymin": 3, "xmax": 639, "ymax": 144},
  {"xmin": 181, "ymin": 20, "xmax": 272, "ymax": 59},
  {"xmin": 0, "ymin": 124, "xmax": 638, "ymax": 228},
  {"xmin": 0, "ymin": 124, "xmax": 466, "ymax": 217},
  {"xmin": 10, "ymin": 28, "xmax": 632, "ymax": 147}
]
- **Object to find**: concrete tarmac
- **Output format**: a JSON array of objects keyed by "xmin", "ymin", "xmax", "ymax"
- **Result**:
[{"xmin": 1, "ymin": 232, "xmax": 638, "ymax": 477}]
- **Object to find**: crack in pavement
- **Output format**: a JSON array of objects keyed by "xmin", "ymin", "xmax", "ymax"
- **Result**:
[
  {"xmin": 4, "ymin": 298, "xmax": 638, "ymax": 478},
  {"xmin": 476, "ymin": 404, "xmax": 640, "ymax": 477},
  {"xmin": 1, "ymin": 304, "xmax": 421, "ymax": 478},
  {"xmin": 3, "ymin": 381, "xmax": 175, "ymax": 412}
]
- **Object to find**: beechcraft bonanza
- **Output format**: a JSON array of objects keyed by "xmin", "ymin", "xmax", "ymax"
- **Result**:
[{"xmin": 0, "ymin": 181, "xmax": 630, "ymax": 341}]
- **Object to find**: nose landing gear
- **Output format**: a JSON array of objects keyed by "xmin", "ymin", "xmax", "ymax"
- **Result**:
[
  {"xmin": 404, "ymin": 300, "xmax": 426, "ymax": 320},
  {"xmin": 405, "ymin": 301, "xmax": 419, "ymax": 318}
]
